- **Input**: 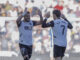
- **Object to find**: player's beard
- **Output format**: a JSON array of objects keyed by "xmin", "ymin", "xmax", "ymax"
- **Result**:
[{"xmin": 24, "ymin": 18, "xmax": 30, "ymax": 22}]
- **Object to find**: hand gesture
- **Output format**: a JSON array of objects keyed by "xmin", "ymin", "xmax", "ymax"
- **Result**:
[
  {"xmin": 22, "ymin": 10, "xmax": 27, "ymax": 16},
  {"xmin": 61, "ymin": 14, "xmax": 66, "ymax": 19},
  {"xmin": 36, "ymin": 9, "xmax": 42, "ymax": 16},
  {"xmin": 45, "ymin": 12, "xmax": 50, "ymax": 18}
]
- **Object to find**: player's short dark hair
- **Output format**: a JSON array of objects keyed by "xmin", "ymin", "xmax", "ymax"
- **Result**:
[{"xmin": 53, "ymin": 10, "xmax": 61, "ymax": 18}]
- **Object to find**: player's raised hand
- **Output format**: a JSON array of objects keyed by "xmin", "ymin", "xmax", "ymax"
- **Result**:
[
  {"xmin": 37, "ymin": 9, "xmax": 42, "ymax": 16},
  {"xmin": 22, "ymin": 10, "xmax": 27, "ymax": 17},
  {"xmin": 61, "ymin": 14, "xmax": 66, "ymax": 19},
  {"xmin": 44, "ymin": 11, "xmax": 50, "ymax": 18}
]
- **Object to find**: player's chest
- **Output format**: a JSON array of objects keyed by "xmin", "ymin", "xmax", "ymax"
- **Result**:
[{"xmin": 20, "ymin": 23, "xmax": 33, "ymax": 30}]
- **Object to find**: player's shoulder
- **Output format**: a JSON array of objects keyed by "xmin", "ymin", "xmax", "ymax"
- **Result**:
[
  {"xmin": 30, "ymin": 20, "xmax": 34, "ymax": 25},
  {"xmin": 54, "ymin": 19, "xmax": 61, "ymax": 24},
  {"xmin": 20, "ymin": 20, "xmax": 23, "ymax": 24},
  {"xmin": 60, "ymin": 18, "xmax": 68, "ymax": 24},
  {"xmin": 54, "ymin": 19, "xmax": 68, "ymax": 25}
]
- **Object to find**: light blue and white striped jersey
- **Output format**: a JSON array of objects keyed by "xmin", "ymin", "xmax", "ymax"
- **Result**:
[
  {"xmin": 19, "ymin": 20, "xmax": 33, "ymax": 45},
  {"xmin": 52, "ymin": 19, "xmax": 68, "ymax": 47}
]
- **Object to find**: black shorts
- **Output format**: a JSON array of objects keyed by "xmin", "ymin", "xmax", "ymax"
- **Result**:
[
  {"xmin": 54, "ymin": 45, "xmax": 66, "ymax": 58},
  {"xmin": 19, "ymin": 43, "xmax": 32, "ymax": 59}
]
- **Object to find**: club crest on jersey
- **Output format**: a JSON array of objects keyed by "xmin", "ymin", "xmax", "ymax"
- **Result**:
[
  {"xmin": 56, "ymin": 22, "xmax": 60, "ymax": 24},
  {"xmin": 24, "ymin": 26, "xmax": 32, "ymax": 30}
]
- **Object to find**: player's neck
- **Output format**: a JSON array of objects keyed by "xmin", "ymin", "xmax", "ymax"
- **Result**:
[
  {"xmin": 23, "ymin": 20, "xmax": 30, "ymax": 22},
  {"xmin": 54, "ymin": 17, "xmax": 60, "ymax": 20}
]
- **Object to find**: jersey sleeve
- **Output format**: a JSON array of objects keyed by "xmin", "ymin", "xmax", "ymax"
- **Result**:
[
  {"xmin": 62, "ymin": 18, "xmax": 73, "ymax": 29},
  {"xmin": 67, "ymin": 22, "xmax": 73, "ymax": 29},
  {"xmin": 32, "ymin": 21, "xmax": 37, "ymax": 26},
  {"xmin": 32, "ymin": 20, "xmax": 42, "ymax": 26},
  {"xmin": 16, "ymin": 20, "xmax": 22, "ymax": 27}
]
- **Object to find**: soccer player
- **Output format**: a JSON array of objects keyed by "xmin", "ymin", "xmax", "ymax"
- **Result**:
[
  {"xmin": 16, "ymin": 9, "xmax": 43, "ymax": 60},
  {"xmin": 42, "ymin": 10, "xmax": 73, "ymax": 60}
]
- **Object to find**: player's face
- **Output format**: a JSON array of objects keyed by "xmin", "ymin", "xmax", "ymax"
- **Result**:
[
  {"xmin": 24, "ymin": 12, "xmax": 30, "ymax": 21},
  {"xmin": 53, "ymin": 14, "xmax": 56, "ymax": 20}
]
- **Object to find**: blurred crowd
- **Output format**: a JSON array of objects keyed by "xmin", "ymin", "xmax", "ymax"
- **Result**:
[
  {"xmin": 0, "ymin": 0, "xmax": 80, "ymax": 60},
  {"xmin": 0, "ymin": 0, "xmax": 80, "ymax": 17}
]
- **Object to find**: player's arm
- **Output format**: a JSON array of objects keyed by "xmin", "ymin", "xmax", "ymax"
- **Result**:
[
  {"xmin": 42, "ymin": 11, "xmax": 54, "ymax": 28},
  {"xmin": 65, "ymin": 18, "xmax": 73, "ymax": 29},
  {"xmin": 32, "ymin": 14, "xmax": 43, "ymax": 26},
  {"xmin": 16, "ymin": 15, "xmax": 23, "ymax": 27},
  {"xmin": 32, "ymin": 9, "xmax": 43, "ymax": 26},
  {"xmin": 16, "ymin": 11, "xmax": 27, "ymax": 27},
  {"xmin": 61, "ymin": 14, "xmax": 73, "ymax": 29},
  {"xmin": 42, "ymin": 18, "xmax": 54, "ymax": 28}
]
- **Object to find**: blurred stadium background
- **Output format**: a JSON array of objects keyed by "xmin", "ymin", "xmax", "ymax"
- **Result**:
[{"xmin": 0, "ymin": 0, "xmax": 80, "ymax": 60}]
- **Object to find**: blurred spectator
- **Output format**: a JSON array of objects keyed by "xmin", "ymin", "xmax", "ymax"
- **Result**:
[
  {"xmin": 1, "ymin": 8, "xmax": 6, "ymax": 16},
  {"xmin": 8, "ymin": 7, "xmax": 18, "ymax": 17},
  {"xmin": 54, "ymin": 1, "xmax": 64, "ymax": 11},
  {"xmin": 17, "ymin": 6, "xmax": 23, "ymax": 16},
  {"xmin": 1, "ymin": 38, "xmax": 8, "ymax": 51},
  {"xmin": 68, "ymin": 9, "xmax": 76, "ymax": 18},
  {"xmin": 75, "ymin": 0, "xmax": 80, "ymax": 3},
  {"xmin": 75, "ymin": 7, "xmax": 80, "ymax": 18},
  {"xmin": 5, "ymin": 1, "xmax": 12, "ymax": 11},
  {"xmin": 0, "ymin": 4, "xmax": 2, "ymax": 16}
]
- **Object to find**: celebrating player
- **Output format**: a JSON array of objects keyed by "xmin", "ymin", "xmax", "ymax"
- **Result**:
[
  {"xmin": 16, "ymin": 9, "xmax": 43, "ymax": 60},
  {"xmin": 42, "ymin": 10, "xmax": 73, "ymax": 60}
]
